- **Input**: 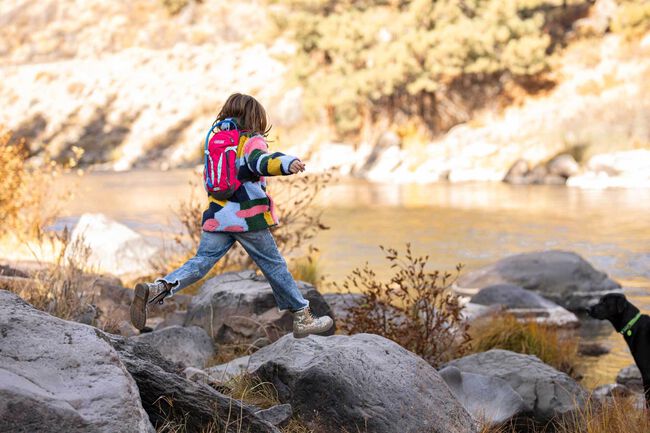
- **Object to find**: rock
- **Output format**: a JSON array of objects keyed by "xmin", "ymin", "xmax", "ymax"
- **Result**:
[
  {"xmin": 130, "ymin": 326, "xmax": 215, "ymax": 369},
  {"xmin": 248, "ymin": 333, "xmax": 477, "ymax": 433},
  {"xmin": 255, "ymin": 404, "xmax": 293, "ymax": 427},
  {"xmin": 528, "ymin": 164, "xmax": 549, "ymax": 184},
  {"xmin": 445, "ymin": 349, "xmax": 586, "ymax": 422},
  {"xmin": 542, "ymin": 174, "xmax": 568, "ymax": 185},
  {"xmin": 0, "ymin": 290, "xmax": 154, "ymax": 433},
  {"xmin": 321, "ymin": 293, "xmax": 364, "ymax": 322},
  {"xmin": 106, "ymin": 334, "xmax": 280, "ymax": 433},
  {"xmin": 73, "ymin": 303, "xmax": 100, "ymax": 325},
  {"xmin": 503, "ymin": 159, "xmax": 530, "ymax": 184},
  {"xmin": 154, "ymin": 310, "xmax": 188, "ymax": 330},
  {"xmin": 184, "ymin": 271, "xmax": 335, "ymax": 345},
  {"xmin": 439, "ymin": 365, "xmax": 526, "ymax": 426},
  {"xmin": 183, "ymin": 367, "xmax": 213, "ymax": 383},
  {"xmin": 577, "ymin": 341, "xmax": 610, "ymax": 357},
  {"xmin": 461, "ymin": 302, "xmax": 502, "ymax": 323},
  {"xmin": 67, "ymin": 213, "xmax": 159, "ymax": 278},
  {"xmin": 321, "ymin": 292, "xmax": 407, "ymax": 328},
  {"xmin": 616, "ymin": 365, "xmax": 643, "ymax": 393},
  {"xmin": 205, "ymin": 356, "xmax": 252, "ymax": 384},
  {"xmin": 0, "ymin": 264, "xmax": 30, "ymax": 278},
  {"xmin": 568, "ymin": 150, "xmax": 650, "ymax": 189},
  {"xmin": 361, "ymin": 131, "xmax": 401, "ymax": 174},
  {"xmin": 454, "ymin": 250, "xmax": 621, "ymax": 311},
  {"xmin": 548, "ymin": 154, "xmax": 579, "ymax": 178},
  {"xmin": 592, "ymin": 383, "xmax": 633, "ymax": 400},
  {"xmin": 115, "ymin": 320, "xmax": 139, "ymax": 337},
  {"xmin": 470, "ymin": 284, "xmax": 579, "ymax": 327},
  {"xmin": 573, "ymin": 0, "xmax": 617, "ymax": 36}
]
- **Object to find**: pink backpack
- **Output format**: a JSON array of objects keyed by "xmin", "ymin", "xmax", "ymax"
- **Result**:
[{"xmin": 203, "ymin": 118, "xmax": 241, "ymax": 200}]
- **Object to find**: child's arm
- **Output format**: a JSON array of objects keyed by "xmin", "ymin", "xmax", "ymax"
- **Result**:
[{"xmin": 244, "ymin": 136, "xmax": 304, "ymax": 177}]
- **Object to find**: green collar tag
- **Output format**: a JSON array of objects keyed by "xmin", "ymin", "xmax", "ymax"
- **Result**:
[{"xmin": 620, "ymin": 312, "xmax": 642, "ymax": 337}]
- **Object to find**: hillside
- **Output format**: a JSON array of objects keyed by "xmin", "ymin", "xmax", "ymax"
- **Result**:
[{"xmin": 1, "ymin": 0, "xmax": 649, "ymax": 185}]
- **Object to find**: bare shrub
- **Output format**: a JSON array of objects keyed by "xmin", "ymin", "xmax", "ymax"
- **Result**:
[
  {"xmin": 270, "ymin": 173, "xmax": 331, "ymax": 258},
  {"xmin": 0, "ymin": 127, "xmax": 83, "ymax": 242},
  {"xmin": 335, "ymin": 244, "xmax": 469, "ymax": 368},
  {"xmin": 0, "ymin": 129, "xmax": 25, "ymax": 231}
]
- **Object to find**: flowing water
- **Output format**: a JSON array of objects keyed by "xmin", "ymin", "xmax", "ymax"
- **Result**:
[{"xmin": 54, "ymin": 169, "xmax": 650, "ymax": 387}]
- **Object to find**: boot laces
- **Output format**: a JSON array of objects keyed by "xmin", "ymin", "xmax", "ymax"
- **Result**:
[
  {"xmin": 302, "ymin": 307, "xmax": 315, "ymax": 324},
  {"xmin": 149, "ymin": 281, "xmax": 171, "ymax": 305}
]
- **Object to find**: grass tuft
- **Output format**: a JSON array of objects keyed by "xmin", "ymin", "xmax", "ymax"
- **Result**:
[{"xmin": 469, "ymin": 314, "xmax": 581, "ymax": 378}]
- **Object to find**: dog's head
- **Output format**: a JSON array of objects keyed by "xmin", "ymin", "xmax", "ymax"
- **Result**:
[{"xmin": 587, "ymin": 293, "xmax": 628, "ymax": 320}]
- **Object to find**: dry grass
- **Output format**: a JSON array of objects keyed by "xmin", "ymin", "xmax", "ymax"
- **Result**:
[
  {"xmin": 556, "ymin": 395, "xmax": 649, "ymax": 433},
  {"xmin": 288, "ymin": 254, "xmax": 323, "ymax": 287},
  {"xmin": 469, "ymin": 314, "xmax": 581, "ymax": 379},
  {"xmin": 220, "ymin": 373, "xmax": 280, "ymax": 409},
  {"xmin": 156, "ymin": 372, "xmax": 314, "ymax": 433},
  {"xmin": 2, "ymin": 227, "xmax": 97, "ymax": 323},
  {"xmin": 481, "ymin": 395, "xmax": 649, "ymax": 433}
]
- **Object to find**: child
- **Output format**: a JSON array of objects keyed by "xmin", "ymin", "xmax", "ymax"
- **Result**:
[{"xmin": 130, "ymin": 93, "xmax": 333, "ymax": 338}]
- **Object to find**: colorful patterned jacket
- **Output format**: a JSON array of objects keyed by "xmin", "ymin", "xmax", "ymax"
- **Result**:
[{"xmin": 201, "ymin": 134, "xmax": 298, "ymax": 233}]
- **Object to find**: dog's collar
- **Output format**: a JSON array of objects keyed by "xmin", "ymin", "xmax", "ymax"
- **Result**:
[{"xmin": 619, "ymin": 312, "xmax": 642, "ymax": 337}]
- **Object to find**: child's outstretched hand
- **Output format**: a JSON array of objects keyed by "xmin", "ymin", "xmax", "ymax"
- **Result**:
[{"xmin": 289, "ymin": 159, "xmax": 306, "ymax": 174}]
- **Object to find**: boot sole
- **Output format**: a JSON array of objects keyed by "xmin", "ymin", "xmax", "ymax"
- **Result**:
[
  {"xmin": 293, "ymin": 317, "xmax": 334, "ymax": 339},
  {"xmin": 130, "ymin": 283, "xmax": 149, "ymax": 331}
]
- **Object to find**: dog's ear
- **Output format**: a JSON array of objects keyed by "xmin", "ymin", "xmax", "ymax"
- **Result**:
[{"xmin": 616, "ymin": 295, "xmax": 627, "ymax": 314}]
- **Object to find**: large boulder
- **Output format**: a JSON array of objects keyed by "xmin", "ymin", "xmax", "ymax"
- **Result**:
[
  {"xmin": 439, "ymin": 366, "xmax": 526, "ymax": 427},
  {"xmin": 184, "ymin": 271, "xmax": 335, "ymax": 345},
  {"xmin": 247, "ymin": 333, "xmax": 477, "ymax": 433},
  {"xmin": 470, "ymin": 284, "xmax": 579, "ymax": 327},
  {"xmin": 106, "ymin": 334, "xmax": 279, "ymax": 433},
  {"xmin": 67, "ymin": 213, "xmax": 159, "ymax": 278},
  {"xmin": 0, "ymin": 290, "xmax": 154, "ymax": 433},
  {"xmin": 454, "ymin": 250, "xmax": 621, "ymax": 310},
  {"xmin": 445, "ymin": 349, "xmax": 586, "ymax": 422},
  {"xmin": 130, "ymin": 326, "xmax": 215, "ymax": 369}
]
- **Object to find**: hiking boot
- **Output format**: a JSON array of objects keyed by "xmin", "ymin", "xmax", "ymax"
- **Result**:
[
  {"xmin": 292, "ymin": 307, "xmax": 333, "ymax": 338},
  {"xmin": 130, "ymin": 280, "xmax": 173, "ymax": 331}
]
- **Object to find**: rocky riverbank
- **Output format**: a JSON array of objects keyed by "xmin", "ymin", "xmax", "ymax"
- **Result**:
[{"xmin": 1, "ymin": 245, "xmax": 646, "ymax": 432}]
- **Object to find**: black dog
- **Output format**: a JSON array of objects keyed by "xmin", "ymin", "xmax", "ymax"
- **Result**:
[{"xmin": 588, "ymin": 293, "xmax": 650, "ymax": 407}]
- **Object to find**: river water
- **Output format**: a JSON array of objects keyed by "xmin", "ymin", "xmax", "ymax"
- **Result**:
[{"xmin": 55, "ymin": 169, "xmax": 650, "ymax": 387}]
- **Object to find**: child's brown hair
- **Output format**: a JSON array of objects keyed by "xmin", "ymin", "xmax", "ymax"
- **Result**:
[{"xmin": 215, "ymin": 93, "xmax": 271, "ymax": 136}]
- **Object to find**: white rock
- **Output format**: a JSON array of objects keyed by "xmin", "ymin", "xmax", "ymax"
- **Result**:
[{"xmin": 67, "ymin": 213, "xmax": 158, "ymax": 277}]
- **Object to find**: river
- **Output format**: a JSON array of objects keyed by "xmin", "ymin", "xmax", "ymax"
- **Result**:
[{"xmin": 54, "ymin": 169, "xmax": 650, "ymax": 387}]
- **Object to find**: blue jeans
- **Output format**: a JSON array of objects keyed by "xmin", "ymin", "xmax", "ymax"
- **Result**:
[{"xmin": 161, "ymin": 229, "xmax": 309, "ymax": 311}]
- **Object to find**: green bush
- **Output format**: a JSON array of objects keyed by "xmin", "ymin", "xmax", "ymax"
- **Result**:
[
  {"xmin": 160, "ymin": 0, "xmax": 190, "ymax": 15},
  {"xmin": 274, "ymin": 0, "xmax": 576, "ymax": 137},
  {"xmin": 612, "ymin": 1, "xmax": 650, "ymax": 38}
]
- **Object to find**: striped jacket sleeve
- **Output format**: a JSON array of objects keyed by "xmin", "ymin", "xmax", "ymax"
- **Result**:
[{"xmin": 243, "ymin": 136, "xmax": 299, "ymax": 177}]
